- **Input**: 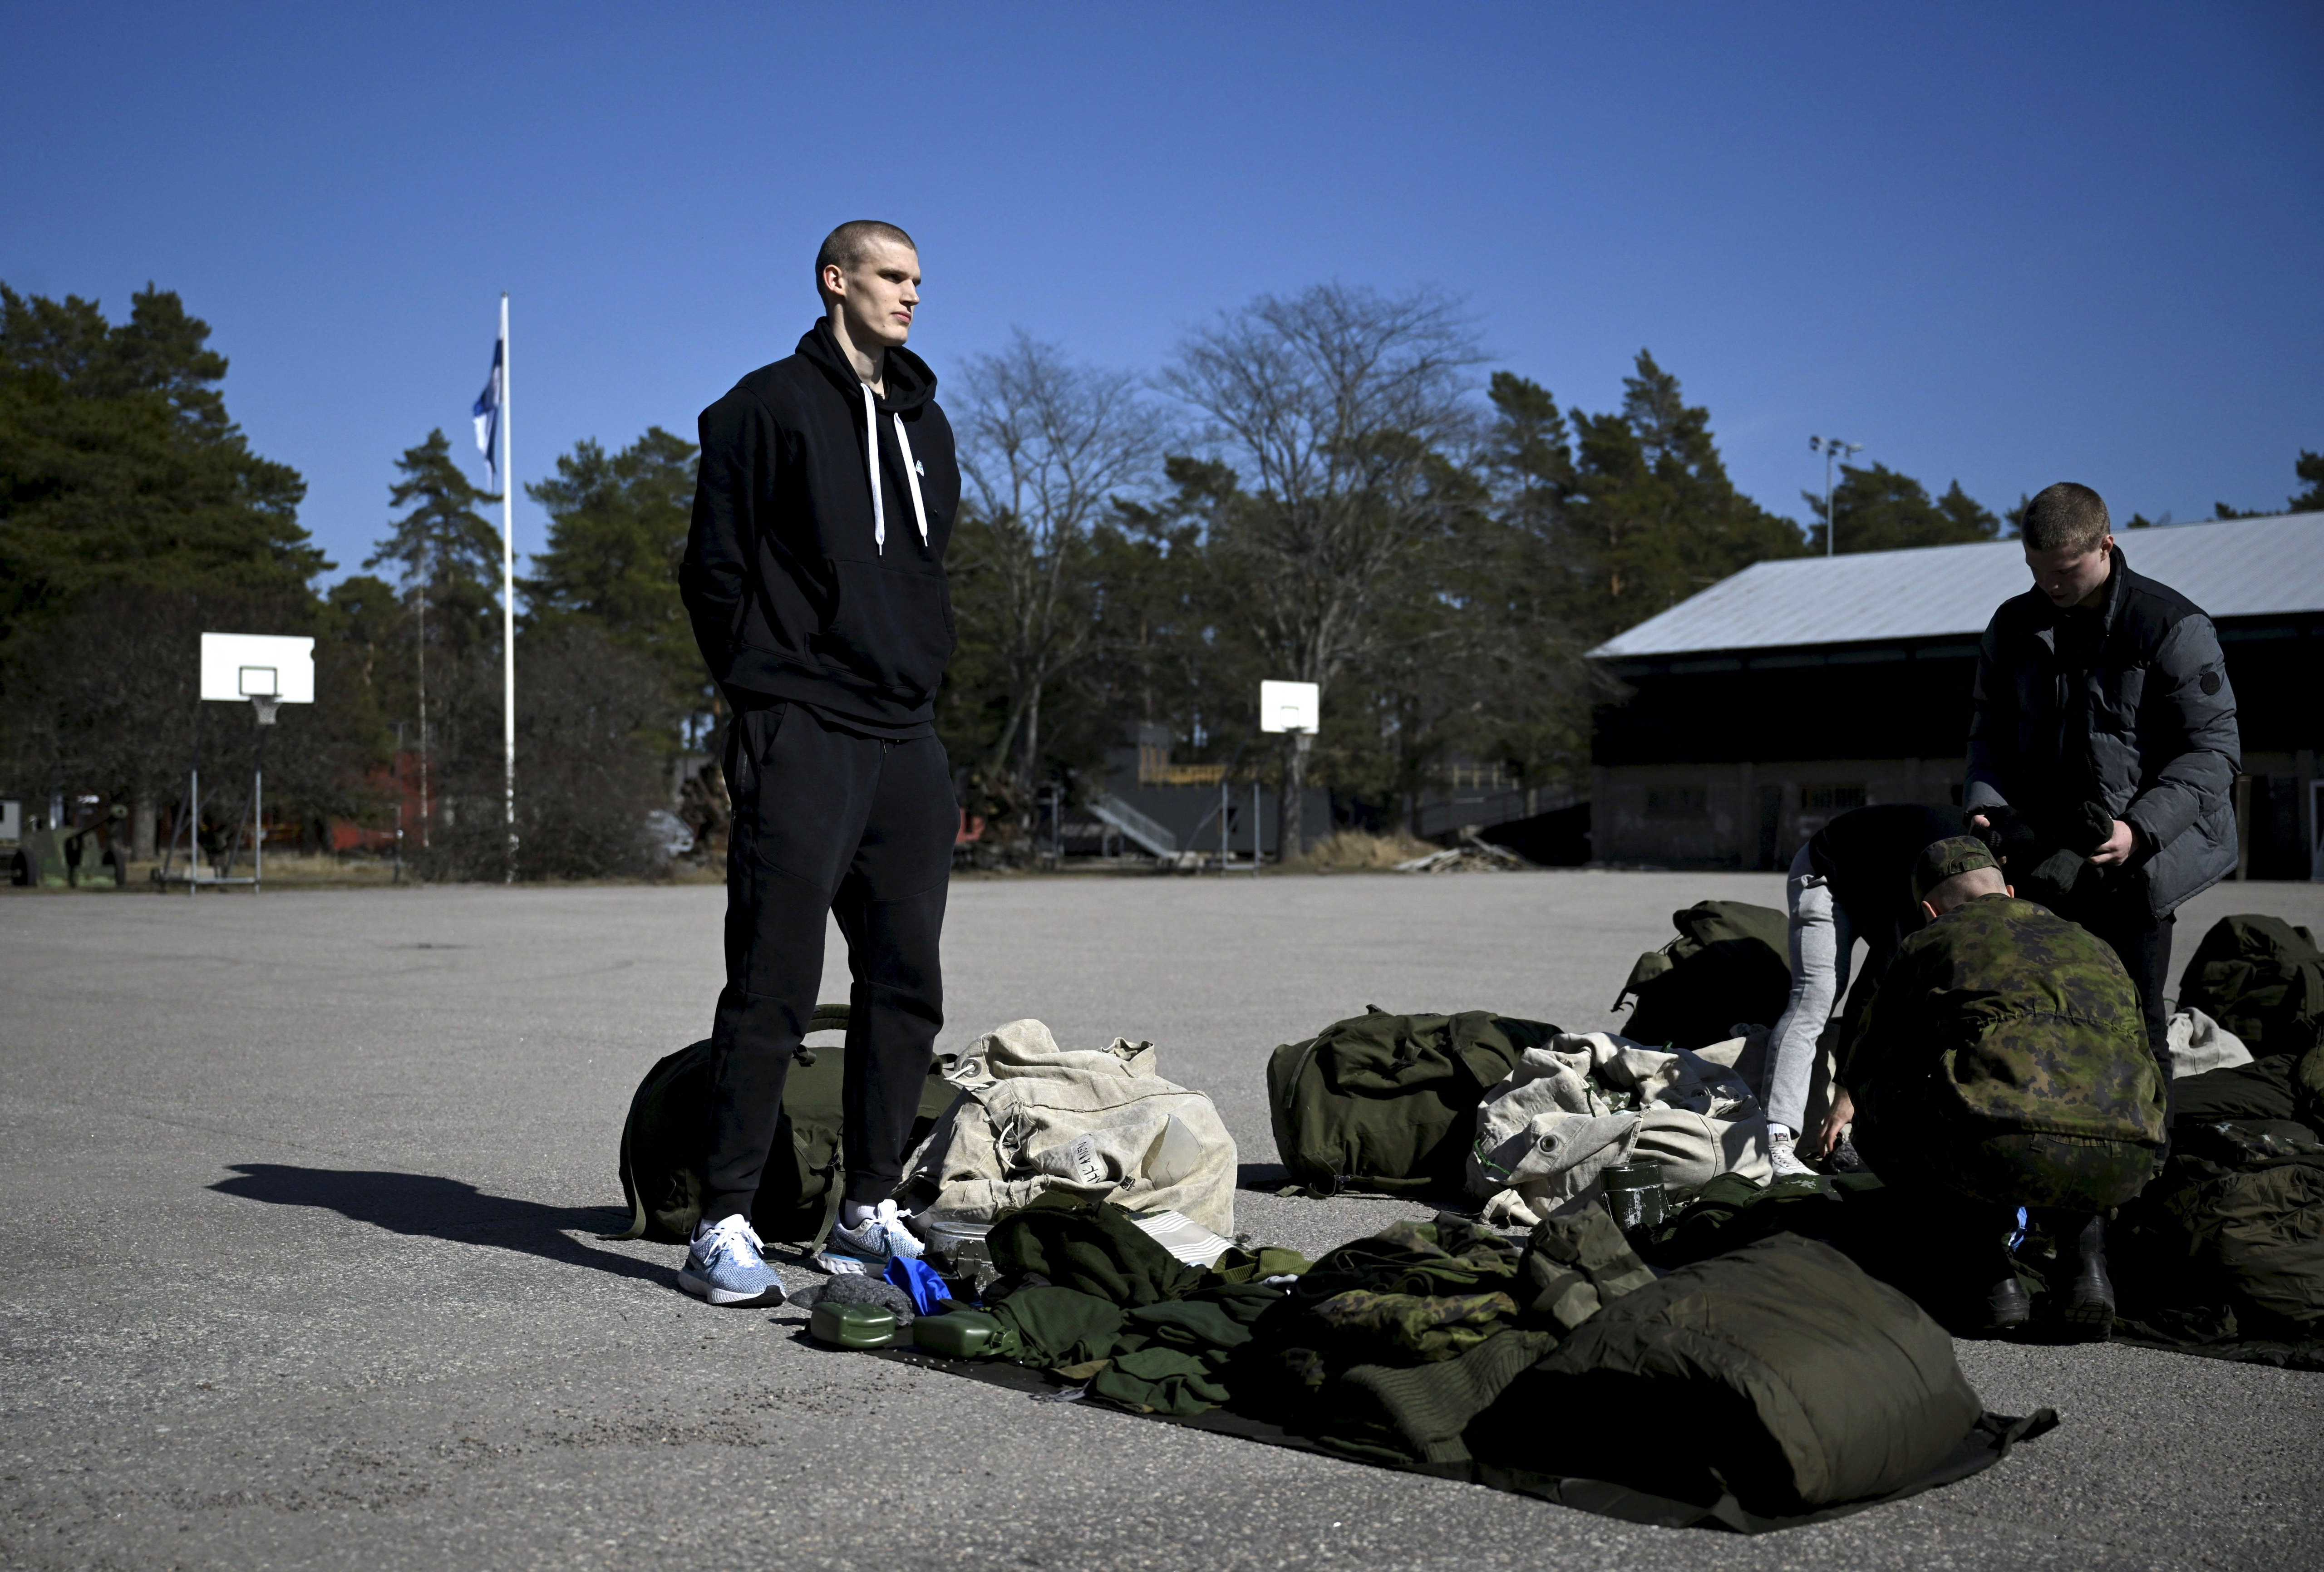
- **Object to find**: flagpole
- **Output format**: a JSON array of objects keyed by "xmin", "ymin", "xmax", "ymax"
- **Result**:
[{"xmin": 499, "ymin": 291, "xmax": 517, "ymax": 879}]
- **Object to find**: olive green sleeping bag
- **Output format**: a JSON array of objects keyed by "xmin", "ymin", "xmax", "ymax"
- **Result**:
[{"xmin": 1467, "ymin": 1233, "xmax": 1983, "ymax": 1513}]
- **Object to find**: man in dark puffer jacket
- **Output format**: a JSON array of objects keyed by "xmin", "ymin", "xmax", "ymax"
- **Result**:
[{"xmin": 1965, "ymin": 481, "xmax": 2241, "ymax": 1087}]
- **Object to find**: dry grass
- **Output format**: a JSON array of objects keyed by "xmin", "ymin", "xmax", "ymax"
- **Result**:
[{"xmin": 1288, "ymin": 829, "xmax": 1440, "ymax": 872}]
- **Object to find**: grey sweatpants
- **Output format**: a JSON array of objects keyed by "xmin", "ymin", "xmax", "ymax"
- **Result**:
[{"xmin": 1763, "ymin": 843, "xmax": 1856, "ymax": 1135}]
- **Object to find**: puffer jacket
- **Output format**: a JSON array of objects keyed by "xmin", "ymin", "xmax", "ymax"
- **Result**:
[{"xmin": 1965, "ymin": 545, "xmax": 2240, "ymax": 919}]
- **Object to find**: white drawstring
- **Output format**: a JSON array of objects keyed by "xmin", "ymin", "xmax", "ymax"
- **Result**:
[
  {"xmin": 895, "ymin": 412, "xmax": 928, "ymax": 548},
  {"xmin": 861, "ymin": 381, "xmax": 929, "ymax": 555}
]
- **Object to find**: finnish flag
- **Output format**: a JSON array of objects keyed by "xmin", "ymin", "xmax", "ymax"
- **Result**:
[{"xmin": 472, "ymin": 339, "xmax": 503, "ymax": 477}]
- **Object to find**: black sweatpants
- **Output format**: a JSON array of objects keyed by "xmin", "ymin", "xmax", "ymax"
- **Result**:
[
  {"xmin": 701, "ymin": 700, "xmax": 954, "ymax": 1226},
  {"xmin": 2067, "ymin": 902, "xmax": 2175, "ymax": 1072}
]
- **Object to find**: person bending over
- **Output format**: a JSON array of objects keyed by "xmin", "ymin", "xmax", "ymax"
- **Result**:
[
  {"xmin": 1761, "ymin": 803, "xmax": 1960, "ymax": 1177},
  {"xmin": 1830, "ymin": 837, "xmax": 2165, "ymax": 1336},
  {"xmin": 1965, "ymin": 481, "xmax": 2240, "ymax": 1095},
  {"xmin": 675, "ymin": 220, "xmax": 960, "ymax": 1305}
]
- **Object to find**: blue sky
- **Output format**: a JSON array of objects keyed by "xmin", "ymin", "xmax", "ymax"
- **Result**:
[{"xmin": 5, "ymin": 2, "xmax": 2318, "ymax": 581}]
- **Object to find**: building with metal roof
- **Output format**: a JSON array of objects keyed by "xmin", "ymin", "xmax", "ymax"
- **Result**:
[{"xmin": 1585, "ymin": 511, "xmax": 2324, "ymax": 877}]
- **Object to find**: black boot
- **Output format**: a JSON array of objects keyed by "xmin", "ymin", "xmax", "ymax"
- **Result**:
[
  {"xmin": 1984, "ymin": 1271, "xmax": 2030, "ymax": 1333},
  {"xmin": 2062, "ymin": 1213, "xmax": 2115, "ymax": 1339}
]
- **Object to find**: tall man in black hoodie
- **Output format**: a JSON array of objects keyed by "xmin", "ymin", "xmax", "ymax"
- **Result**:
[{"xmin": 675, "ymin": 220, "xmax": 960, "ymax": 1304}]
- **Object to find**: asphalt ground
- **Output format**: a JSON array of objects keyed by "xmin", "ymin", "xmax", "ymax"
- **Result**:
[{"xmin": 4, "ymin": 869, "xmax": 2321, "ymax": 1571}]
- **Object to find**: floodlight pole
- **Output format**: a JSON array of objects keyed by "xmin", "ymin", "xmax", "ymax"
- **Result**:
[
  {"xmin": 1809, "ymin": 436, "xmax": 1864, "ymax": 556},
  {"xmin": 498, "ymin": 292, "xmax": 517, "ymax": 880}
]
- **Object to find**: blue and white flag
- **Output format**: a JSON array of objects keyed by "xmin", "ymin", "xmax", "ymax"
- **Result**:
[{"xmin": 472, "ymin": 338, "xmax": 503, "ymax": 477}]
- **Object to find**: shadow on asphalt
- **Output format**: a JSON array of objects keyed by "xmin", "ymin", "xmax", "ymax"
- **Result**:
[
  {"xmin": 1236, "ymin": 1162, "xmax": 1290, "ymax": 1192},
  {"xmin": 212, "ymin": 1163, "xmax": 671, "ymax": 1286}
]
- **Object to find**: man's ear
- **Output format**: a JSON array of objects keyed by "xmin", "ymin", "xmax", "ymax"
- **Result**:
[
  {"xmin": 1920, "ymin": 899, "xmax": 1941, "ymax": 923},
  {"xmin": 2005, "ymin": 883, "xmax": 2015, "ymax": 898}
]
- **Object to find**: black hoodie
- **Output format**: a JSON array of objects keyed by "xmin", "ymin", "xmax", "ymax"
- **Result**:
[{"xmin": 681, "ymin": 320, "xmax": 960, "ymax": 735}]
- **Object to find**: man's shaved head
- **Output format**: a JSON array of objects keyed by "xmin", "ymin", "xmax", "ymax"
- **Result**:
[
  {"xmin": 1924, "ymin": 865, "xmax": 2008, "ymax": 915},
  {"xmin": 815, "ymin": 221, "xmax": 917, "ymax": 301}
]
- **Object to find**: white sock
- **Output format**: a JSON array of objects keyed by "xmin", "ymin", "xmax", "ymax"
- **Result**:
[
  {"xmin": 841, "ymin": 1201, "xmax": 876, "ymax": 1229},
  {"xmin": 1768, "ymin": 1124, "xmax": 1796, "ymax": 1144}
]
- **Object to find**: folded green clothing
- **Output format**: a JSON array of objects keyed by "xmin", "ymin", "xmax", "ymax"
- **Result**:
[
  {"xmin": 1126, "ymin": 1281, "xmax": 1283, "ymax": 1352},
  {"xmin": 1308, "ymin": 1289, "xmax": 1520, "ymax": 1363},
  {"xmin": 987, "ymin": 1192, "xmax": 1204, "ymax": 1307},
  {"xmin": 1300, "ymin": 1214, "xmax": 1521, "ymax": 1299},
  {"xmin": 987, "ymin": 1285, "xmax": 1126, "ymax": 1367},
  {"xmin": 1205, "ymin": 1244, "xmax": 1313, "ymax": 1284},
  {"xmin": 1088, "ymin": 1345, "xmax": 1236, "ymax": 1415},
  {"xmin": 1519, "ymin": 1208, "xmax": 1659, "ymax": 1331},
  {"xmin": 1320, "ymin": 1328, "xmax": 1559, "ymax": 1466}
]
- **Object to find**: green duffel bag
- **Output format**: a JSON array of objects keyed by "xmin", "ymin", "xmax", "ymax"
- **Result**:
[
  {"xmin": 1615, "ymin": 899, "xmax": 1792, "ymax": 1051},
  {"xmin": 1467, "ymin": 1232, "xmax": 1986, "ymax": 1515},
  {"xmin": 2115, "ymin": 1118, "xmax": 2324, "ymax": 1342},
  {"xmin": 608, "ymin": 1003, "xmax": 961, "ymax": 1247},
  {"xmin": 2176, "ymin": 915, "xmax": 2324, "ymax": 1059},
  {"xmin": 1267, "ymin": 1008, "xmax": 1561, "ymax": 1197}
]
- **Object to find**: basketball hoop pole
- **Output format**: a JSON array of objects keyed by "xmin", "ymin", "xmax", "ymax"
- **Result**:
[
  {"xmin": 187, "ymin": 700, "xmax": 203, "ymax": 898},
  {"xmin": 250, "ymin": 693, "xmax": 279, "ymax": 893}
]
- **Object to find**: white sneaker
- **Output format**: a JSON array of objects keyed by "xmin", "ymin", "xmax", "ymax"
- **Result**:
[
  {"xmin": 814, "ymin": 1199, "xmax": 925, "ymax": 1276},
  {"xmin": 677, "ymin": 1213, "xmax": 788, "ymax": 1307},
  {"xmin": 1768, "ymin": 1126, "xmax": 1814, "ymax": 1179}
]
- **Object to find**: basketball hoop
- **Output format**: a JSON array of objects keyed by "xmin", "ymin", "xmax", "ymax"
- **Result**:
[{"xmin": 251, "ymin": 694, "xmax": 281, "ymax": 726}]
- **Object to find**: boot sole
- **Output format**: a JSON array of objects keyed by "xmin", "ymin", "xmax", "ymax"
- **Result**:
[
  {"xmin": 2060, "ymin": 1299, "xmax": 2115, "ymax": 1339},
  {"xmin": 678, "ymin": 1268, "xmax": 788, "ymax": 1307}
]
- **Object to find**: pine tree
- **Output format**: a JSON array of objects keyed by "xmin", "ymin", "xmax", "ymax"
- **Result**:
[
  {"xmin": 1804, "ymin": 462, "xmax": 2000, "ymax": 553},
  {"xmin": 0, "ymin": 283, "xmax": 320, "ymax": 647},
  {"xmin": 1562, "ymin": 351, "xmax": 1804, "ymax": 642},
  {"xmin": 364, "ymin": 429, "xmax": 503, "ymax": 844},
  {"xmin": 524, "ymin": 426, "xmax": 700, "ymax": 716}
]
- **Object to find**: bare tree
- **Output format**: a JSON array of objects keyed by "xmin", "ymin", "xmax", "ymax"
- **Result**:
[
  {"xmin": 952, "ymin": 331, "xmax": 1164, "ymax": 816},
  {"xmin": 1161, "ymin": 284, "xmax": 1482, "ymax": 854}
]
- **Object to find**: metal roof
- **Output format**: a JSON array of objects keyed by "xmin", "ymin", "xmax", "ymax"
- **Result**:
[{"xmin": 1590, "ymin": 511, "xmax": 2324, "ymax": 660}]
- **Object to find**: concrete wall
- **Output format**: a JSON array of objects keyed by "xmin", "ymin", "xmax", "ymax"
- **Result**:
[{"xmin": 1590, "ymin": 757, "xmax": 1966, "ymax": 870}]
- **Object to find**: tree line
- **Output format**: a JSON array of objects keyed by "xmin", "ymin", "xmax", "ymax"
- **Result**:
[{"xmin": 5, "ymin": 280, "xmax": 2317, "ymax": 875}]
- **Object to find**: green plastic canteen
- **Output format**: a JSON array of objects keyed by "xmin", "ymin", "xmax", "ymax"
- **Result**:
[
  {"xmin": 810, "ymin": 1300, "xmax": 899, "ymax": 1349},
  {"xmin": 910, "ymin": 1309, "xmax": 1004, "ymax": 1359}
]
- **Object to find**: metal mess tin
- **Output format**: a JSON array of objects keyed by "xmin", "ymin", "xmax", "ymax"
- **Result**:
[{"xmin": 1600, "ymin": 1158, "xmax": 1668, "ymax": 1232}]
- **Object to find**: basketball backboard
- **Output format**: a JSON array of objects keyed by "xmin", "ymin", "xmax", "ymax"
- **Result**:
[
  {"xmin": 1258, "ymin": 680, "xmax": 1320, "ymax": 734},
  {"xmin": 199, "ymin": 633, "xmax": 315, "ymax": 703}
]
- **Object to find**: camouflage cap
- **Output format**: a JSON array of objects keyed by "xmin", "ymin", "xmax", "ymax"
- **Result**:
[{"xmin": 1911, "ymin": 834, "xmax": 2001, "ymax": 904}]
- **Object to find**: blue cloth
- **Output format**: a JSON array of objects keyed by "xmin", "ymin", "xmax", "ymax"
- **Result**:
[{"xmin": 885, "ymin": 1254, "xmax": 955, "ymax": 1314}]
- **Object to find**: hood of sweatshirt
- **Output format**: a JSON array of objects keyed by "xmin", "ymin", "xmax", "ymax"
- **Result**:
[
  {"xmin": 679, "ymin": 319, "xmax": 960, "ymax": 735},
  {"xmin": 798, "ymin": 318, "xmax": 938, "ymax": 413}
]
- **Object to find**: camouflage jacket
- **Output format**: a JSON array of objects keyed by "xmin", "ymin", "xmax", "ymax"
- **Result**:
[{"xmin": 1840, "ymin": 893, "xmax": 2164, "ymax": 1146}]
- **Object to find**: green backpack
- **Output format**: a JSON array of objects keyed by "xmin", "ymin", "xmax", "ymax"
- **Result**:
[
  {"xmin": 1267, "ymin": 1008, "xmax": 1561, "ymax": 1197},
  {"xmin": 1615, "ymin": 900, "xmax": 1792, "ymax": 1050},
  {"xmin": 608, "ymin": 1003, "xmax": 961, "ymax": 1246},
  {"xmin": 2176, "ymin": 915, "xmax": 2324, "ymax": 1059}
]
